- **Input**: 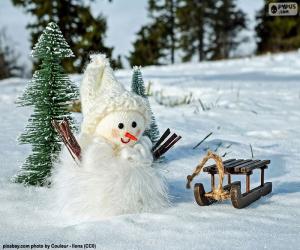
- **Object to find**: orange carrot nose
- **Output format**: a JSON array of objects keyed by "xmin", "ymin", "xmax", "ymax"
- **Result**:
[{"xmin": 125, "ymin": 132, "xmax": 138, "ymax": 141}]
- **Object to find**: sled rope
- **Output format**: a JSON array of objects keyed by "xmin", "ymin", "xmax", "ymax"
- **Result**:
[{"xmin": 186, "ymin": 151, "xmax": 230, "ymax": 201}]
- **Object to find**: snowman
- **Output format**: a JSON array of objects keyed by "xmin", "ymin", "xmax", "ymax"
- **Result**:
[{"xmin": 52, "ymin": 54, "xmax": 169, "ymax": 221}]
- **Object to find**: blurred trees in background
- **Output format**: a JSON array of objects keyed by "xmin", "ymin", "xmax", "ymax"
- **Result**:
[
  {"xmin": 207, "ymin": 0, "xmax": 247, "ymax": 60},
  {"xmin": 0, "ymin": 29, "xmax": 23, "ymax": 80},
  {"xmin": 3, "ymin": 0, "xmax": 299, "ymax": 75},
  {"xmin": 256, "ymin": 0, "xmax": 300, "ymax": 54},
  {"xmin": 11, "ymin": 0, "xmax": 122, "ymax": 73},
  {"xmin": 127, "ymin": 23, "xmax": 167, "ymax": 66},
  {"xmin": 128, "ymin": 0, "xmax": 247, "ymax": 66},
  {"xmin": 128, "ymin": 0, "xmax": 177, "ymax": 66},
  {"xmin": 148, "ymin": 0, "xmax": 177, "ymax": 64},
  {"xmin": 176, "ymin": 0, "xmax": 214, "ymax": 62}
]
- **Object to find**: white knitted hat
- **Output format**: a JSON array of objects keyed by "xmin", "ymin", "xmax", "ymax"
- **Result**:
[{"xmin": 80, "ymin": 54, "xmax": 151, "ymax": 136}]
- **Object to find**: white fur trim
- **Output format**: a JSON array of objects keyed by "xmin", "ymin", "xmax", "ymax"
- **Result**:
[
  {"xmin": 52, "ymin": 139, "xmax": 169, "ymax": 221},
  {"xmin": 81, "ymin": 92, "xmax": 151, "ymax": 135}
]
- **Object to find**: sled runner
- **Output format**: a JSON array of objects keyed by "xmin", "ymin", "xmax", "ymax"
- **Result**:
[
  {"xmin": 186, "ymin": 151, "xmax": 272, "ymax": 209},
  {"xmin": 52, "ymin": 118, "xmax": 181, "ymax": 161}
]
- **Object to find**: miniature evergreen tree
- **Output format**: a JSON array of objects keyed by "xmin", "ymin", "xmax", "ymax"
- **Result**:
[
  {"xmin": 131, "ymin": 66, "xmax": 160, "ymax": 144},
  {"xmin": 14, "ymin": 22, "xmax": 78, "ymax": 186}
]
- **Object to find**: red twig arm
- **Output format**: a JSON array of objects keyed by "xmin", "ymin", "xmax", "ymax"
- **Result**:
[{"xmin": 52, "ymin": 118, "xmax": 81, "ymax": 162}]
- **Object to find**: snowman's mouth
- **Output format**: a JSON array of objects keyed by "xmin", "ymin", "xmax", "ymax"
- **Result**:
[
  {"xmin": 121, "ymin": 138, "xmax": 130, "ymax": 144},
  {"xmin": 121, "ymin": 132, "xmax": 138, "ymax": 144}
]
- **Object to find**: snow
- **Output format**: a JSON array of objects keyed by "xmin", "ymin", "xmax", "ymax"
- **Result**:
[{"xmin": 0, "ymin": 52, "xmax": 300, "ymax": 249}]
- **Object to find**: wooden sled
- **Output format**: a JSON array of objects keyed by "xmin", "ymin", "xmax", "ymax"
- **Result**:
[{"xmin": 187, "ymin": 152, "xmax": 272, "ymax": 209}]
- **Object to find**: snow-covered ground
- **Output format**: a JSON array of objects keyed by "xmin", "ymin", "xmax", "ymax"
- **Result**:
[{"xmin": 0, "ymin": 52, "xmax": 300, "ymax": 249}]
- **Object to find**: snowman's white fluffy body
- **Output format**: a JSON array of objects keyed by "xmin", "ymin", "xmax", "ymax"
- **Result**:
[
  {"xmin": 52, "ymin": 135, "xmax": 169, "ymax": 221},
  {"xmin": 52, "ymin": 54, "xmax": 169, "ymax": 221}
]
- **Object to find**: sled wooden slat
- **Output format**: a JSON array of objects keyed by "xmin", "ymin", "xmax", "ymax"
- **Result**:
[
  {"xmin": 203, "ymin": 158, "xmax": 235, "ymax": 171},
  {"xmin": 239, "ymin": 160, "xmax": 270, "ymax": 173},
  {"xmin": 203, "ymin": 159, "xmax": 269, "ymax": 175},
  {"xmin": 233, "ymin": 159, "xmax": 262, "ymax": 172},
  {"xmin": 204, "ymin": 159, "xmax": 243, "ymax": 172},
  {"xmin": 224, "ymin": 159, "xmax": 244, "ymax": 167},
  {"xmin": 204, "ymin": 159, "xmax": 248, "ymax": 174},
  {"xmin": 203, "ymin": 159, "xmax": 236, "ymax": 172},
  {"xmin": 225, "ymin": 159, "xmax": 253, "ymax": 172},
  {"xmin": 233, "ymin": 160, "xmax": 261, "ymax": 172}
]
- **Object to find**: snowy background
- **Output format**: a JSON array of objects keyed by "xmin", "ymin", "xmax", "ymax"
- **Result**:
[
  {"xmin": 0, "ymin": 51, "xmax": 299, "ymax": 248},
  {"xmin": 0, "ymin": 0, "xmax": 264, "ymax": 69}
]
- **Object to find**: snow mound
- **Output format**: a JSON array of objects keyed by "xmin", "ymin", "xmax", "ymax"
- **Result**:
[{"xmin": 0, "ymin": 52, "xmax": 299, "ymax": 249}]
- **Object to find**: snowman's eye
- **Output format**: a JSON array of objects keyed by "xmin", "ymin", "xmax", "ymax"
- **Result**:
[
  {"xmin": 132, "ymin": 121, "xmax": 137, "ymax": 128},
  {"xmin": 118, "ymin": 123, "xmax": 124, "ymax": 129}
]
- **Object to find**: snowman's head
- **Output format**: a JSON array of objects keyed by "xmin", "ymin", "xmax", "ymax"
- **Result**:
[
  {"xmin": 94, "ymin": 110, "xmax": 146, "ymax": 147},
  {"xmin": 80, "ymin": 54, "xmax": 151, "ymax": 146}
]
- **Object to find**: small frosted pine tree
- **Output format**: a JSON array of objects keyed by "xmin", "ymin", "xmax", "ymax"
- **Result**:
[
  {"xmin": 131, "ymin": 66, "xmax": 160, "ymax": 144},
  {"xmin": 14, "ymin": 22, "xmax": 78, "ymax": 186}
]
